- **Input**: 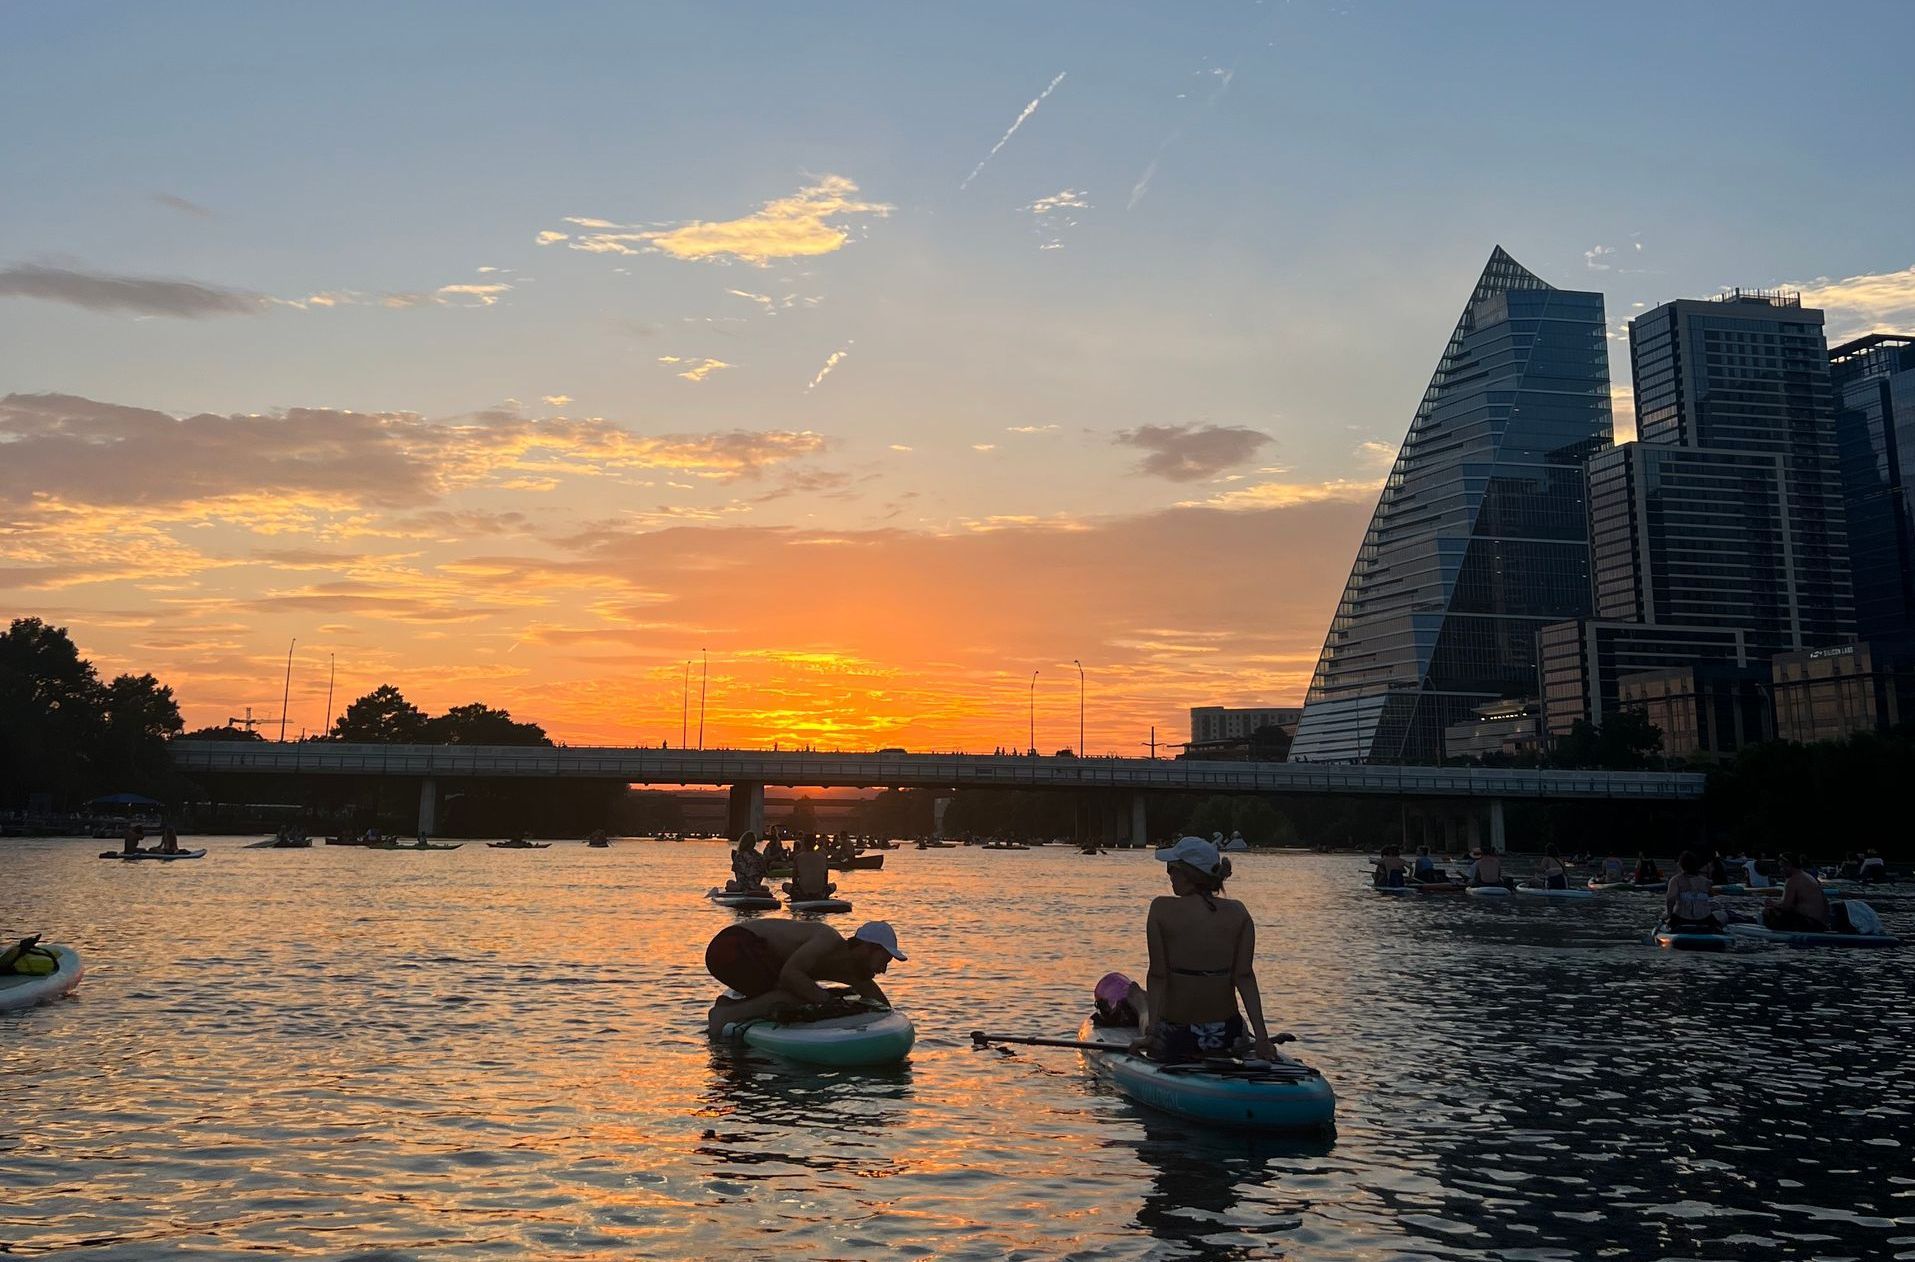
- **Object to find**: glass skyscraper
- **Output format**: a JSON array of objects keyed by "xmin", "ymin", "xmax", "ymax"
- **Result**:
[
  {"xmin": 1289, "ymin": 247, "xmax": 1611, "ymax": 763},
  {"xmin": 1829, "ymin": 333, "xmax": 1915, "ymax": 643}
]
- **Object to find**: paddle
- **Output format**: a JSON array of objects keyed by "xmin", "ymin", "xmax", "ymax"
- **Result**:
[{"xmin": 971, "ymin": 1031, "xmax": 1297, "ymax": 1053}]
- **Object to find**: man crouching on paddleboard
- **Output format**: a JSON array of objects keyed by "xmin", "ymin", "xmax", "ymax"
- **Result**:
[{"xmin": 705, "ymin": 919, "xmax": 906, "ymax": 1036}]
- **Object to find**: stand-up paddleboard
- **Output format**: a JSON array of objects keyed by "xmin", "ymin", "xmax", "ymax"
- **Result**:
[
  {"xmin": 707, "ymin": 887, "xmax": 780, "ymax": 911},
  {"xmin": 1727, "ymin": 923, "xmax": 1902, "ymax": 949},
  {"xmin": 718, "ymin": 996, "xmax": 915, "ymax": 1067},
  {"xmin": 1372, "ymin": 885, "xmax": 1413, "ymax": 896},
  {"xmin": 0, "ymin": 945, "xmax": 84, "ymax": 1012},
  {"xmin": 1465, "ymin": 884, "xmax": 1511, "ymax": 898},
  {"xmin": 1710, "ymin": 883, "xmax": 1748, "ymax": 896},
  {"xmin": 97, "ymin": 848, "xmax": 206, "ymax": 861},
  {"xmin": 366, "ymin": 842, "xmax": 462, "ymax": 851},
  {"xmin": 488, "ymin": 841, "xmax": 551, "ymax": 849},
  {"xmin": 1075, "ymin": 1019, "xmax": 1335, "ymax": 1133},
  {"xmin": 1514, "ymin": 886, "xmax": 1596, "ymax": 900},
  {"xmin": 1652, "ymin": 926, "xmax": 1731, "ymax": 951},
  {"xmin": 788, "ymin": 897, "xmax": 853, "ymax": 914},
  {"xmin": 1408, "ymin": 881, "xmax": 1465, "ymax": 894}
]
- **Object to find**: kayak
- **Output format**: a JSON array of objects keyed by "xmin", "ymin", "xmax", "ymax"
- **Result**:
[
  {"xmin": 1652, "ymin": 927, "xmax": 1731, "ymax": 951},
  {"xmin": 789, "ymin": 897, "xmax": 853, "ymax": 914},
  {"xmin": 1076, "ymin": 1019, "xmax": 1336, "ymax": 1133},
  {"xmin": 1465, "ymin": 885, "xmax": 1511, "ymax": 898},
  {"xmin": 98, "ymin": 848, "xmax": 205, "ymax": 861},
  {"xmin": 0, "ymin": 945, "xmax": 84, "ymax": 1012},
  {"xmin": 1514, "ymin": 886, "xmax": 1596, "ymax": 900},
  {"xmin": 1726, "ymin": 924, "xmax": 1902, "ymax": 949},
  {"xmin": 707, "ymin": 887, "xmax": 780, "ymax": 911},
  {"xmin": 720, "ymin": 999, "xmax": 916, "ymax": 1067}
]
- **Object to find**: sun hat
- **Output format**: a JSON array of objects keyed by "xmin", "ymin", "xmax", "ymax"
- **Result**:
[
  {"xmin": 853, "ymin": 921, "xmax": 907, "ymax": 961},
  {"xmin": 1154, "ymin": 835, "xmax": 1221, "ymax": 875}
]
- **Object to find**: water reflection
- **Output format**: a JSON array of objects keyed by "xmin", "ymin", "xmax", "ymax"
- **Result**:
[{"xmin": 1124, "ymin": 1113, "xmax": 1333, "ymax": 1260}]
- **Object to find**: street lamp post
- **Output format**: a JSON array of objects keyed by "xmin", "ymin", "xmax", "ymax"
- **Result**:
[
  {"xmin": 1029, "ymin": 669, "xmax": 1039, "ymax": 755},
  {"xmin": 698, "ymin": 648, "xmax": 709, "ymax": 750},
  {"xmin": 1073, "ymin": 659, "xmax": 1084, "ymax": 756},
  {"xmin": 681, "ymin": 660, "xmax": 690, "ymax": 748},
  {"xmin": 323, "ymin": 653, "xmax": 336, "ymax": 738},
  {"xmin": 278, "ymin": 638, "xmax": 296, "ymax": 742}
]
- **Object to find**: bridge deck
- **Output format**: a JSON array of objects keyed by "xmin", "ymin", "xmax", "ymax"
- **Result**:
[{"xmin": 171, "ymin": 742, "xmax": 1706, "ymax": 800}]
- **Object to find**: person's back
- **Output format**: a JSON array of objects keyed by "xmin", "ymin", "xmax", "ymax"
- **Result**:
[
  {"xmin": 792, "ymin": 844, "xmax": 832, "ymax": 898},
  {"xmin": 1772, "ymin": 862, "xmax": 1830, "ymax": 931},
  {"xmin": 1470, "ymin": 851, "xmax": 1503, "ymax": 887},
  {"xmin": 1602, "ymin": 856, "xmax": 1625, "ymax": 882},
  {"xmin": 1540, "ymin": 848, "xmax": 1567, "ymax": 889},
  {"xmin": 1413, "ymin": 849, "xmax": 1437, "ymax": 880},
  {"xmin": 122, "ymin": 825, "xmax": 140, "ymax": 855},
  {"xmin": 1150, "ymin": 892, "xmax": 1249, "ymax": 1023}
]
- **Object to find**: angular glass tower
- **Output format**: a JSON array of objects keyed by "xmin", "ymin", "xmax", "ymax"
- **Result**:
[{"xmin": 1290, "ymin": 247, "xmax": 1611, "ymax": 763}]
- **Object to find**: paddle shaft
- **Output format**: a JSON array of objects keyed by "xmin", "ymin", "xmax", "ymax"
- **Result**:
[{"xmin": 972, "ymin": 1030, "xmax": 1296, "ymax": 1052}]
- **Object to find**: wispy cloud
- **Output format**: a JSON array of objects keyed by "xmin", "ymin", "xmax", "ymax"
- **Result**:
[
  {"xmin": 960, "ymin": 72, "xmax": 1067, "ymax": 191},
  {"xmin": 1178, "ymin": 477, "xmax": 1383, "ymax": 511},
  {"xmin": 1023, "ymin": 188, "xmax": 1088, "ymax": 250},
  {"xmin": 152, "ymin": 193, "xmax": 213, "ymax": 218},
  {"xmin": 0, "ymin": 263, "xmax": 266, "ymax": 318},
  {"xmin": 1114, "ymin": 423, "xmax": 1272, "ymax": 482},
  {"xmin": 434, "ymin": 282, "xmax": 513, "ymax": 307},
  {"xmin": 544, "ymin": 176, "xmax": 892, "ymax": 266},
  {"xmin": 542, "ymin": 395, "xmax": 573, "ymax": 407},
  {"xmin": 972, "ymin": 443, "xmax": 998, "ymax": 453},
  {"xmin": 660, "ymin": 356, "xmax": 732, "ymax": 383},
  {"xmin": 1585, "ymin": 245, "xmax": 1615, "ymax": 271},
  {"xmin": 807, "ymin": 345, "xmax": 851, "ymax": 392},
  {"xmin": 1129, "ymin": 66, "xmax": 1235, "ymax": 210},
  {"xmin": 1790, "ymin": 263, "xmax": 1915, "ymax": 338},
  {"xmin": 1006, "ymin": 424, "xmax": 1059, "ymax": 434}
]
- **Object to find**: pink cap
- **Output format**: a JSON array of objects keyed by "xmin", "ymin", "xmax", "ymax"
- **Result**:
[{"xmin": 1094, "ymin": 972, "xmax": 1135, "ymax": 1006}]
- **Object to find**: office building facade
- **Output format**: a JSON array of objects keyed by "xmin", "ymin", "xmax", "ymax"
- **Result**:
[
  {"xmin": 1188, "ymin": 707, "xmax": 1303, "ymax": 744},
  {"xmin": 1770, "ymin": 641, "xmax": 1915, "ymax": 744},
  {"xmin": 1618, "ymin": 663, "xmax": 1771, "ymax": 760},
  {"xmin": 1829, "ymin": 333, "xmax": 1915, "ymax": 643},
  {"xmin": 1536, "ymin": 619, "xmax": 1751, "ymax": 738},
  {"xmin": 1602, "ymin": 291, "xmax": 1855, "ymax": 649},
  {"xmin": 1291, "ymin": 247, "xmax": 1611, "ymax": 763}
]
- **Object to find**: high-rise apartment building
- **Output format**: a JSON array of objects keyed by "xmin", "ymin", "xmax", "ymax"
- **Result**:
[
  {"xmin": 1290, "ymin": 248, "xmax": 1611, "ymax": 763},
  {"xmin": 1598, "ymin": 291, "xmax": 1855, "ymax": 649},
  {"xmin": 1829, "ymin": 333, "xmax": 1915, "ymax": 643}
]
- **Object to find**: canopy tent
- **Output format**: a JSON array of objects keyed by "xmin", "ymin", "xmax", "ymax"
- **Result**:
[{"xmin": 85, "ymin": 793, "xmax": 165, "ymax": 808}]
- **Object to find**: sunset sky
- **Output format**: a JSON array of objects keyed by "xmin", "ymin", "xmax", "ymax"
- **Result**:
[{"xmin": 4, "ymin": 2, "xmax": 1914, "ymax": 752}]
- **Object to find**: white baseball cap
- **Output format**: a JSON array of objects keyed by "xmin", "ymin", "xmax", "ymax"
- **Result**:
[
  {"xmin": 1155, "ymin": 835, "xmax": 1222, "ymax": 874},
  {"xmin": 853, "ymin": 921, "xmax": 907, "ymax": 961}
]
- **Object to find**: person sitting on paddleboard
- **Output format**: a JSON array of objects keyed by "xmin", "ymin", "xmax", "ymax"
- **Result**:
[
  {"xmin": 1860, "ymin": 850, "xmax": 1887, "ymax": 884},
  {"xmin": 1600, "ymin": 854, "xmax": 1626, "ymax": 883},
  {"xmin": 158, "ymin": 827, "xmax": 180, "ymax": 855},
  {"xmin": 763, "ymin": 833, "xmax": 789, "ymax": 869},
  {"xmin": 1467, "ymin": 846, "xmax": 1505, "ymax": 889},
  {"xmin": 1091, "ymin": 971, "xmax": 1149, "ymax": 1037},
  {"xmin": 1762, "ymin": 854, "xmax": 1831, "ymax": 933},
  {"xmin": 1538, "ymin": 843, "xmax": 1568, "ymax": 890},
  {"xmin": 704, "ymin": 919, "xmax": 904, "ymax": 1036},
  {"xmin": 1143, "ymin": 836, "xmax": 1279, "ymax": 1064},
  {"xmin": 1372, "ymin": 844, "xmax": 1409, "ymax": 889},
  {"xmin": 1633, "ymin": 852, "xmax": 1662, "ymax": 885},
  {"xmin": 1664, "ymin": 851, "xmax": 1723, "ymax": 932},
  {"xmin": 1413, "ymin": 845, "xmax": 1441, "ymax": 883},
  {"xmin": 728, "ymin": 831, "xmax": 770, "ymax": 894},
  {"xmin": 785, "ymin": 836, "xmax": 837, "ymax": 901},
  {"xmin": 121, "ymin": 824, "xmax": 142, "ymax": 855}
]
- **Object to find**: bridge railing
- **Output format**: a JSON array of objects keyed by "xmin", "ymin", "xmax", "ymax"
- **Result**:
[{"xmin": 168, "ymin": 741, "xmax": 1706, "ymax": 800}]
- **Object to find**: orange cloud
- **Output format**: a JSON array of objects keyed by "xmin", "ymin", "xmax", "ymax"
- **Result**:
[{"xmin": 548, "ymin": 176, "xmax": 892, "ymax": 266}]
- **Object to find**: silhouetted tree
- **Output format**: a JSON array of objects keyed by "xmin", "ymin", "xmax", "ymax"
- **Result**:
[
  {"xmin": 425, "ymin": 702, "xmax": 550, "ymax": 746},
  {"xmin": 331, "ymin": 685, "xmax": 429, "ymax": 742},
  {"xmin": 179, "ymin": 725, "xmax": 265, "ymax": 741},
  {"xmin": 0, "ymin": 618, "xmax": 104, "ymax": 808},
  {"xmin": 98, "ymin": 673, "xmax": 183, "ymax": 791}
]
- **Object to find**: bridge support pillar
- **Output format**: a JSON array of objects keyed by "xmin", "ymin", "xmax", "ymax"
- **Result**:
[
  {"xmin": 1489, "ymin": 798, "xmax": 1506, "ymax": 853},
  {"xmin": 727, "ymin": 782, "xmax": 764, "ymax": 840},
  {"xmin": 417, "ymin": 778, "xmax": 437, "ymax": 838},
  {"xmin": 933, "ymin": 796, "xmax": 951, "ymax": 840},
  {"xmin": 1467, "ymin": 809, "xmax": 1481, "ymax": 852},
  {"xmin": 1130, "ymin": 794, "xmax": 1147, "ymax": 848}
]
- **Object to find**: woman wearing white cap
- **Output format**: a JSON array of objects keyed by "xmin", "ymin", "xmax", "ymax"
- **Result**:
[{"xmin": 1144, "ymin": 836, "xmax": 1279, "ymax": 1063}]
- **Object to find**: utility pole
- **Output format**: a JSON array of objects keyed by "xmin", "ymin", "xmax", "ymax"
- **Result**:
[
  {"xmin": 681, "ymin": 660, "xmax": 690, "ymax": 748},
  {"xmin": 1029, "ymin": 669, "xmax": 1039, "ymax": 755},
  {"xmin": 698, "ymin": 648, "xmax": 708, "ymax": 750},
  {"xmin": 1073, "ymin": 659, "xmax": 1084, "ymax": 756},
  {"xmin": 277, "ymin": 638, "xmax": 296, "ymax": 743},
  {"xmin": 323, "ymin": 653, "xmax": 336, "ymax": 738}
]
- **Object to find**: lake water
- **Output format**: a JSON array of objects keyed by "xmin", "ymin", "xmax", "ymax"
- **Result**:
[{"xmin": 4, "ymin": 838, "xmax": 1912, "ymax": 1260}]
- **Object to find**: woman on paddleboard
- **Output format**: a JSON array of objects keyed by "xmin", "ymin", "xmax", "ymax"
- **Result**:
[
  {"xmin": 1664, "ymin": 851, "xmax": 1723, "ymax": 932},
  {"xmin": 1143, "ymin": 837, "xmax": 1279, "ymax": 1063}
]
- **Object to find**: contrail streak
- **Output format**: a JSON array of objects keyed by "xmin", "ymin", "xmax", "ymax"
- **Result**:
[{"xmin": 960, "ymin": 72, "xmax": 1067, "ymax": 190}]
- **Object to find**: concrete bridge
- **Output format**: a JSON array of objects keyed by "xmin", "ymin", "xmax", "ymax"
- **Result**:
[{"xmin": 171, "ymin": 740, "xmax": 1706, "ymax": 848}]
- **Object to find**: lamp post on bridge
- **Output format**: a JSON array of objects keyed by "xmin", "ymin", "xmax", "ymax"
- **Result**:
[
  {"xmin": 277, "ymin": 638, "xmax": 296, "ymax": 743},
  {"xmin": 1073, "ymin": 659, "xmax": 1084, "ymax": 756},
  {"xmin": 1029, "ymin": 669, "xmax": 1039, "ymax": 756},
  {"xmin": 681, "ymin": 659, "xmax": 689, "ymax": 748},
  {"xmin": 698, "ymin": 648, "xmax": 708, "ymax": 750}
]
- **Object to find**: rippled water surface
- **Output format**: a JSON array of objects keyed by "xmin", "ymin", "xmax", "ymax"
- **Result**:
[{"xmin": 5, "ymin": 838, "xmax": 1913, "ymax": 1259}]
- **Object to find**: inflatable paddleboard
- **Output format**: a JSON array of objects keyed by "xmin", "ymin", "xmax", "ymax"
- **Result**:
[
  {"xmin": 98, "ymin": 848, "xmax": 206, "ymax": 861},
  {"xmin": 1372, "ymin": 886, "xmax": 1413, "ymax": 896},
  {"xmin": 1726, "ymin": 924, "xmax": 1902, "ymax": 949},
  {"xmin": 1076, "ymin": 1019, "xmax": 1335, "ymax": 1133},
  {"xmin": 1515, "ymin": 886, "xmax": 1596, "ymax": 900},
  {"xmin": 788, "ymin": 897, "xmax": 853, "ymax": 914},
  {"xmin": 1465, "ymin": 885, "xmax": 1511, "ymax": 898},
  {"xmin": 0, "ymin": 945, "xmax": 84, "ymax": 1012},
  {"xmin": 722, "ymin": 1002, "xmax": 915, "ymax": 1067},
  {"xmin": 707, "ymin": 887, "xmax": 780, "ymax": 911},
  {"xmin": 488, "ymin": 842, "xmax": 551, "ymax": 849},
  {"xmin": 1652, "ymin": 927, "xmax": 1730, "ymax": 951}
]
